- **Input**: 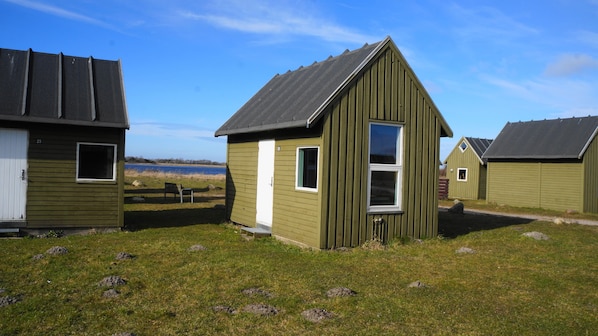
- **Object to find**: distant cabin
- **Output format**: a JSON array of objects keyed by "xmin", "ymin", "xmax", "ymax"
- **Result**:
[
  {"xmin": 0, "ymin": 48, "xmax": 129, "ymax": 234},
  {"xmin": 443, "ymin": 137, "xmax": 493, "ymax": 200},
  {"xmin": 216, "ymin": 36, "xmax": 453, "ymax": 249},
  {"xmin": 483, "ymin": 116, "xmax": 598, "ymax": 214}
]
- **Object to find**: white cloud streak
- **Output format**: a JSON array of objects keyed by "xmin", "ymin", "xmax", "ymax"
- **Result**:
[
  {"xmin": 544, "ymin": 53, "xmax": 598, "ymax": 77},
  {"xmin": 129, "ymin": 122, "xmax": 215, "ymax": 140},
  {"xmin": 3, "ymin": 0, "xmax": 116, "ymax": 30},
  {"xmin": 177, "ymin": 0, "xmax": 377, "ymax": 44}
]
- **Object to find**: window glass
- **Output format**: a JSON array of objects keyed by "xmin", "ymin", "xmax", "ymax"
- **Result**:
[
  {"xmin": 77, "ymin": 143, "xmax": 116, "ymax": 181},
  {"xmin": 460, "ymin": 141, "xmax": 468, "ymax": 152},
  {"xmin": 370, "ymin": 124, "xmax": 398, "ymax": 164},
  {"xmin": 457, "ymin": 168, "xmax": 467, "ymax": 181},
  {"xmin": 370, "ymin": 171, "xmax": 397, "ymax": 205},
  {"xmin": 297, "ymin": 147, "xmax": 318, "ymax": 190}
]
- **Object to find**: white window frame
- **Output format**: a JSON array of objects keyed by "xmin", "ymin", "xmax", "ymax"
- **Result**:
[
  {"xmin": 457, "ymin": 168, "xmax": 468, "ymax": 182},
  {"xmin": 76, "ymin": 142, "xmax": 117, "ymax": 182},
  {"xmin": 459, "ymin": 141, "xmax": 468, "ymax": 152},
  {"xmin": 295, "ymin": 146, "xmax": 319, "ymax": 192},
  {"xmin": 367, "ymin": 122, "xmax": 403, "ymax": 213}
]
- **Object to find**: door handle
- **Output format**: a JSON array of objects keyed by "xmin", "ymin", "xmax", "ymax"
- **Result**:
[{"xmin": 21, "ymin": 169, "xmax": 25, "ymax": 181}]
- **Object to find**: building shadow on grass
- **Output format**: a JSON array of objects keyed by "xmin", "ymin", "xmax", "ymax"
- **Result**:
[
  {"xmin": 124, "ymin": 206, "xmax": 226, "ymax": 231},
  {"xmin": 438, "ymin": 208, "xmax": 535, "ymax": 239}
]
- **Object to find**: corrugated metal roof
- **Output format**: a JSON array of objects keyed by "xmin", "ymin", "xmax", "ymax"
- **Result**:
[
  {"xmin": 464, "ymin": 137, "xmax": 493, "ymax": 163},
  {"xmin": 215, "ymin": 40, "xmax": 383, "ymax": 136},
  {"xmin": 0, "ymin": 48, "xmax": 129, "ymax": 129},
  {"xmin": 483, "ymin": 116, "xmax": 598, "ymax": 159},
  {"xmin": 215, "ymin": 36, "xmax": 452, "ymax": 137}
]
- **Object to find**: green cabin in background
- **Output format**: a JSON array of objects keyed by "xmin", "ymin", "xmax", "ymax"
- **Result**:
[
  {"xmin": 443, "ymin": 137, "xmax": 492, "ymax": 200},
  {"xmin": 483, "ymin": 116, "xmax": 598, "ymax": 214},
  {"xmin": 0, "ymin": 48, "xmax": 129, "ymax": 235},
  {"xmin": 216, "ymin": 36, "xmax": 453, "ymax": 249}
]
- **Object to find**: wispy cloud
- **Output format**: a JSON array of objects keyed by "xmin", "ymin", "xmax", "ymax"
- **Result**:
[
  {"xmin": 3, "ymin": 0, "xmax": 117, "ymax": 30},
  {"xmin": 576, "ymin": 30, "xmax": 598, "ymax": 48},
  {"xmin": 177, "ymin": 0, "xmax": 376, "ymax": 44},
  {"xmin": 544, "ymin": 53, "xmax": 598, "ymax": 77},
  {"xmin": 482, "ymin": 74, "xmax": 598, "ymax": 117}
]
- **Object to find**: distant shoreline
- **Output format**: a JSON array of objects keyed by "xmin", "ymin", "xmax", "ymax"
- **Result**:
[{"xmin": 125, "ymin": 162, "xmax": 225, "ymax": 168}]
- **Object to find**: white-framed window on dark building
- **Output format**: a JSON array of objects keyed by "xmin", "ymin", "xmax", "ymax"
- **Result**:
[
  {"xmin": 296, "ymin": 146, "xmax": 319, "ymax": 191},
  {"xmin": 76, "ymin": 142, "xmax": 117, "ymax": 182},
  {"xmin": 457, "ymin": 168, "xmax": 468, "ymax": 181},
  {"xmin": 368, "ymin": 122, "xmax": 402, "ymax": 212}
]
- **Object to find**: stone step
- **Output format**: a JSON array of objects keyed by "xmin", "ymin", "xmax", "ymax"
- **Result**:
[{"xmin": 240, "ymin": 226, "xmax": 271, "ymax": 239}]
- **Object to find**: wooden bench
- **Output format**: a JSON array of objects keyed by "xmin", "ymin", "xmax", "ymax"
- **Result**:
[{"xmin": 164, "ymin": 182, "xmax": 194, "ymax": 203}]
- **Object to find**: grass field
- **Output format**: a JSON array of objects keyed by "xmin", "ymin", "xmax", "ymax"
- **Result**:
[{"xmin": 0, "ymin": 172, "xmax": 596, "ymax": 335}]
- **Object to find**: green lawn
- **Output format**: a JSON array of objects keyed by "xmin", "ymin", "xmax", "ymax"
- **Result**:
[{"xmin": 0, "ymin": 173, "xmax": 596, "ymax": 335}]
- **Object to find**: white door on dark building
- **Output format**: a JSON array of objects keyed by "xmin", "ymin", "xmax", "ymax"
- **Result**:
[
  {"xmin": 0, "ymin": 128, "xmax": 28, "ymax": 221},
  {"xmin": 256, "ymin": 139, "xmax": 274, "ymax": 227}
]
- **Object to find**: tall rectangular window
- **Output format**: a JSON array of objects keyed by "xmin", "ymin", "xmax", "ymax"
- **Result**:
[
  {"xmin": 457, "ymin": 168, "xmax": 468, "ymax": 181},
  {"xmin": 296, "ymin": 147, "xmax": 318, "ymax": 191},
  {"xmin": 76, "ymin": 143, "xmax": 117, "ymax": 182},
  {"xmin": 368, "ymin": 123, "xmax": 402, "ymax": 212}
]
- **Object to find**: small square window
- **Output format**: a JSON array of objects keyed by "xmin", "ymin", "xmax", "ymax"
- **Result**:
[
  {"xmin": 77, "ymin": 143, "xmax": 117, "ymax": 182},
  {"xmin": 296, "ymin": 147, "xmax": 318, "ymax": 191},
  {"xmin": 457, "ymin": 168, "xmax": 468, "ymax": 181}
]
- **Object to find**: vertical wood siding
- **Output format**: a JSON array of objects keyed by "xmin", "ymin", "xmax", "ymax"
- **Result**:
[
  {"xmin": 487, "ymin": 162, "xmax": 583, "ymax": 212},
  {"xmin": 225, "ymin": 140, "xmax": 258, "ymax": 226},
  {"xmin": 445, "ymin": 140, "xmax": 484, "ymax": 200},
  {"xmin": 272, "ymin": 137, "xmax": 321, "ymax": 248},
  {"xmin": 18, "ymin": 123, "xmax": 125, "ymax": 228},
  {"xmin": 583, "ymin": 137, "xmax": 598, "ymax": 213},
  {"xmin": 320, "ymin": 46, "xmax": 443, "ymax": 248}
]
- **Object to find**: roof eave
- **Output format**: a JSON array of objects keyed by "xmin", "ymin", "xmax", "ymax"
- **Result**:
[
  {"xmin": 215, "ymin": 119, "xmax": 307, "ymax": 137},
  {"xmin": 0, "ymin": 115, "xmax": 129, "ymax": 129}
]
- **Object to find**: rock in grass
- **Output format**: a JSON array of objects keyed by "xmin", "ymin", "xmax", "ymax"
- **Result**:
[
  {"xmin": 522, "ymin": 231, "xmax": 550, "ymax": 240},
  {"xmin": 212, "ymin": 305, "xmax": 235, "ymax": 314},
  {"xmin": 240, "ymin": 304, "xmax": 278, "ymax": 316},
  {"xmin": 242, "ymin": 287, "xmax": 272, "ymax": 298},
  {"xmin": 188, "ymin": 244, "xmax": 207, "ymax": 251},
  {"xmin": 32, "ymin": 254, "xmax": 45, "ymax": 260},
  {"xmin": 301, "ymin": 308, "xmax": 335, "ymax": 322},
  {"xmin": 102, "ymin": 289, "xmax": 120, "ymax": 298},
  {"xmin": 408, "ymin": 280, "xmax": 428, "ymax": 288},
  {"xmin": 326, "ymin": 287, "xmax": 356, "ymax": 298},
  {"xmin": 112, "ymin": 333, "xmax": 136, "ymax": 336},
  {"xmin": 115, "ymin": 252, "xmax": 135, "ymax": 260},
  {"xmin": 46, "ymin": 246, "xmax": 68, "ymax": 255},
  {"xmin": 456, "ymin": 247, "xmax": 475, "ymax": 254},
  {"xmin": 98, "ymin": 276, "xmax": 126, "ymax": 287},
  {"xmin": 0, "ymin": 295, "xmax": 21, "ymax": 307}
]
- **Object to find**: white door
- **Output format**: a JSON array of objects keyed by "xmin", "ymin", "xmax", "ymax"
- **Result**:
[
  {"xmin": 0, "ymin": 128, "xmax": 28, "ymax": 221},
  {"xmin": 256, "ymin": 139, "xmax": 275, "ymax": 227}
]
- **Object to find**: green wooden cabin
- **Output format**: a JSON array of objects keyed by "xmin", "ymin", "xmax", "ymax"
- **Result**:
[
  {"xmin": 0, "ymin": 48, "xmax": 129, "ymax": 234},
  {"xmin": 443, "ymin": 137, "xmax": 492, "ymax": 200},
  {"xmin": 483, "ymin": 116, "xmax": 598, "ymax": 214},
  {"xmin": 215, "ymin": 36, "xmax": 453, "ymax": 249}
]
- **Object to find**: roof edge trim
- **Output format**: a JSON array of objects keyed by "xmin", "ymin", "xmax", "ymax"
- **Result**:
[
  {"xmin": 215, "ymin": 119, "xmax": 306, "ymax": 137},
  {"xmin": 579, "ymin": 125, "xmax": 598, "ymax": 159}
]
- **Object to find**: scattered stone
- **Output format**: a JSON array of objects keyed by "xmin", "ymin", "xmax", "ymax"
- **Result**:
[
  {"xmin": 188, "ymin": 244, "xmax": 207, "ymax": 251},
  {"xmin": 32, "ymin": 254, "xmax": 45, "ymax": 260},
  {"xmin": 46, "ymin": 246, "xmax": 68, "ymax": 255},
  {"xmin": 522, "ymin": 231, "xmax": 550, "ymax": 241},
  {"xmin": 242, "ymin": 287, "xmax": 272, "ymax": 298},
  {"xmin": 0, "ymin": 289, "xmax": 4, "ymax": 294},
  {"xmin": 334, "ymin": 247, "xmax": 352, "ymax": 252},
  {"xmin": 301, "ymin": 308, "xmax": 335, "ymax": 322},
  {"xmin": 131, "ymin": 180, "xmax": 144, "ymax": 187},
  {"xmin": 112, "ymin": 333, "xmax": 136, "ymax": 336},
  {"xmin": 448, "ymin": 201, "xmax": 464, "ymax": 214},
  {"xmin": 0, "ymin": 295, "xmax": 21, "ymax": 307},
  {"xmin": 456, "ymin": 247, "xmax": 475, "ymax": 254},
  {"xmin": 408, "ymin": 280, "xmax": 428, "ymax": 288},
  {"xmin": 212, "ymin": 305, "xmax": 235, "ymax": 314},
  {"xmin": 115, "ymin": 252, "xmax": 135, "ymax": 260},
  {"xmin": 98, "ymin": 276, "xmax": 127, "ymax": 287},
  {"xmin": 565, "ymin": 209, "xmax": 578, "ymax": 215},
  {"xmin": 240, "ymin": 304, "xmax": 278, "ymax": 316},
  {"xmin": 326, "ymin": 287, "xmax": 356, "ymax": 298},
  {"xmin": 102, "ymin": 289, "xmax": 120, "ymax": 298},
  {"xmin": 131, "ymin": 197, "xmax": 145, "ymax": 203}
]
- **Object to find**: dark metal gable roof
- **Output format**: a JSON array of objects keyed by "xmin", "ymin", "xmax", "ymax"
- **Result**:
[
  {"xmin": 483, "ymin": 116, "xmax": 598, "ymax": 160},
  {"xmin": 0, "ymin": 48, "xmax": 129, "ymax": 129},
  {"xmin": 215, "ymin": 40, "xmax": 383, "ymax": 136},
  {"xmin": 464, "ymin": 137, "xmax": 493, "ymax": 164}
]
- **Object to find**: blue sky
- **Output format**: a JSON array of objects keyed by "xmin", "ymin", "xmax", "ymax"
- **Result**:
[{"xmin": 2, "ymin": 0, "xmax": 597, "ymax": 163}]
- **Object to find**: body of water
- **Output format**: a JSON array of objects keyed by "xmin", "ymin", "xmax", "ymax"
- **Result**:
[{"xmin": 125, "ymin": 163, "xmax": 226, "ymax": 175}]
